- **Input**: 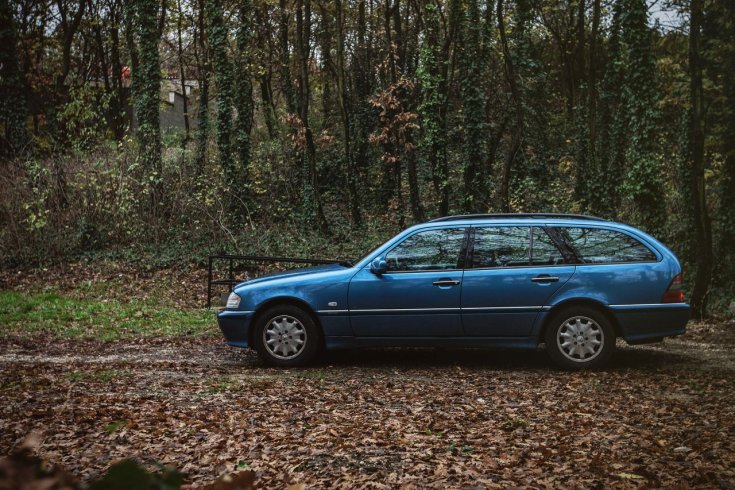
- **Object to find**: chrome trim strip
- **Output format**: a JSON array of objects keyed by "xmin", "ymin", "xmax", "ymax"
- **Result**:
[
  {"xmin": 316, "ymin": 309, "xmax": 349, "ymax": 314},
  {"xmin": 462, "ymin": 306, "xmax": 545, "ymax": 311},
  {"xmin": 346, "ymin": 306, "xmax": 550, "ymax": 313},
  {"xmin": 350, "ymin": 307, "xmax": 461, "ymax": 313},
  {"xmin": 608, "ymin": 303, "xmax": 688, "ymax": 308}
]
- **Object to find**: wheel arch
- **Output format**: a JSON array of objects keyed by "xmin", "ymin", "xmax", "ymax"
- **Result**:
[
  {"xmin": 540, "ymin": 298, "xmax": 622, "ymax": 341},
  {"xmin": 248, "ymin": 296, "xmax": 324, "ymax": 348}
]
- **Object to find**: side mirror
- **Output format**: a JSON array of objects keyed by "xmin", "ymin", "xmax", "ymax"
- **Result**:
[{"xmin": 370, "ymin": 257, "xmax": 388, "ymax": 275}]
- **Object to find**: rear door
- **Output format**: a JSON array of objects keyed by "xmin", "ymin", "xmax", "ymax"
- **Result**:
[{"xmin": 461, "ymin": 226, "xmax": 575, "ymax": 337}]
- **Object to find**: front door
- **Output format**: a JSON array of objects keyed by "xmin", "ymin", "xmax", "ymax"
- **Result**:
[
  {"xmin": 349, "ymin": 227, "xmax": 467, "ymax": 337},
  {"xmin": 461, "ymin": 226, "xmax": 575, "ymax": 337}
]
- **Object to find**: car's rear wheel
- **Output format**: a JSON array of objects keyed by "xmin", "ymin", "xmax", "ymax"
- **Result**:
[
  {"xmin": 545, "ymin": 306, "xmax": 615, "ymax": 369},
  {"xmin": 253, "ymin": 305, "xmax": 320, "ymax": 367}
]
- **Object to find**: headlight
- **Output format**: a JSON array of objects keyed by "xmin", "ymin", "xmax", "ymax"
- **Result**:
[{"xmin": 226, "ymin": 292, "xmax": 241, "ymax": 309}]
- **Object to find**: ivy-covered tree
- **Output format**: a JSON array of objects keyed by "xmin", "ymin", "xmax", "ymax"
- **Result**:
[
  {"xmin": 574, "ymin": 0, "xmax": 603, "ymax": 214},
  {"xmin": 0, "ymin": 0, "xmax": 29, "ymax": 158},
  {"xmin": 618, "ymin": 0, "xmax": 665, "ymax": 233},
  {"xmin": 194, "ymin": 0, "xmax": 209, "ymax": 172},
  {"xmin": 206, "ymin": 0, "xmax": 235, "ymax": 188},
  {"xmin": 132, "ymin": 0, "xmax": 163, "ymax": 210},
  {"xmin": 596, "ymin": 1, "xmax": 626, "ymax": 217},
  {"xmin": 459, "ymin": 0, "xmax": 488, "ymax": 213},
  {"xmin": 295, "ymin": 0, "xmax": 328, "ymax": 233},
  {"xmin": 685, "ymin": 0, "xmax": 713, "ymax": 318},
  {"xmin": 234, "ymin": 0, "xmax": 254, "ymax": 191},
  {"xmin": 418, "ymin": 0, "xmax": 449, "ymax": 216},
  {"xmin": 710, "ymin": 0, "xmax": 735, "ymax": 265},
  {"xmin": 496, "ymin": 0, "xmax": 524, "ymax": 212}
]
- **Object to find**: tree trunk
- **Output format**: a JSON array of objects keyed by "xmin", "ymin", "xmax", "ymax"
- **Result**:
[
  {"xmin": 497, "ymin": 0, "xmax": 523, "ymax": 212},
  {"xmin": 194, "ymin": 0, "xmax": 209, "ymax": 173},
  {"xmin": 109, "ymin": 3, "xmax": 127, "ymax": 140},
  {"xmin": 206, "ymin": 0, "xmax": 235, "ymax": 188},
  {"xmin": 176, "ymin": 0, "xmax": 190, "ymax": 142},
  {"xmin": 460, "ymin": 0, "xmax": 487, "ymax": 213},
  {"xmin": 296, "ymin": 0, "xmax": 328, "ymax": 234},
  {"xmin": 688, "ymin": 0, "xmax": 713, "ymax": 318},
  {"xmin": 235, "ymin": 0, "xmax": 254, "ymax": 187},
  {"xmin": 135, "ymin": 0, "xmax": 163, "ymax": 216},
  {"xmin": 419, "ymin": 0, "xmax": 449, "ymax": 217},
  {"xmin": 279, "ymin": 0, "xmax": 296, "ymax": 115},
  {"xmin": 335, "ymin": 0, "xmax": 361, "ymax": 226},
  {"xmin": 0, "ymin": 0, "xmax": 30, "ymax": 158},
  {"xmin": 255, "ymin": 4, "xmax": 277, "ymax": 139},
  {"xmin": 352, "ymin": 0, "xmax": 371, "ymax": 215}
]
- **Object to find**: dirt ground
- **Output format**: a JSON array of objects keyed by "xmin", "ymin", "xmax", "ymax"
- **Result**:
[{"xmin": 1, "ymin": 321, "xmax": 734, "ymax": 489}]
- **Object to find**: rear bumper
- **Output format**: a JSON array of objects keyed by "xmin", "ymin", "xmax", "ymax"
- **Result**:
[
  {"xmin": 609, "ymin": 303, "xmax": 690, "ymax": 344},
  {"xmin": 216, "ymin": 310, "xmax": 255, "ymax": 348}
]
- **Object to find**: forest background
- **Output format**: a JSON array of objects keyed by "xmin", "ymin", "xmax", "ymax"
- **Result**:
[{"xmin": 1, "ymin": 0, "xmax": 734, "ymax": 318}]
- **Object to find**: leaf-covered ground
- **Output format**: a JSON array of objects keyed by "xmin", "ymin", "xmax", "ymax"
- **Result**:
[
  {"xmin": 1, "ymin": 331, "xmax": 734, "ymax": 489},
  {"xmin": 1, "ymin": 261, "xmax": 734, "ymax": 488}
]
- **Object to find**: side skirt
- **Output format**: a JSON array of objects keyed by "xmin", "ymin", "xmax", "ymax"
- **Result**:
[{"xmin": 324, "ymin": 337, "xmax": 539, "ymax": 350}]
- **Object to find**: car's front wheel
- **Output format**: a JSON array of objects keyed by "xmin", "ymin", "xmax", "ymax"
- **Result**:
[
  {"xmin": 253, "ymin": 305, "xmax": 320, "ymax": 367},
  {"xmin": 545, "ymin": 306, "xmax": 615, "ymax": 369}
]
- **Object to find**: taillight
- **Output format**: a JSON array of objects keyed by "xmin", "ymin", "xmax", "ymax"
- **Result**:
[{"xmin": 662, "ymin": 273, "xmax": 684, "ymax": 303}]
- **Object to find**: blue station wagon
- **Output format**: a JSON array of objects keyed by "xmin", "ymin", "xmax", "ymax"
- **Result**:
[{"xmin": 217, "ymin": 214, "xmax": 689, "ymax": 369}]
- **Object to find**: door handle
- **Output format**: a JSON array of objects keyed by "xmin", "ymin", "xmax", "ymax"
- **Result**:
[
  {"xmin": 432, "ymin": 280, "xmax": 461, "ymax": 286},
  {"xmin": 531, "ymin": 275, "xmax": 559, "ymax": 283}
]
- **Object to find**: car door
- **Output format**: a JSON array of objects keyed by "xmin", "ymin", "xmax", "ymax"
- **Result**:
[
  {"xmin": 348, "ymin": 227, "xmax": 467, "ymax": 337},
  {"xmin": 461, "ymin": 226, "xmax": 575, "ymax": 337}
]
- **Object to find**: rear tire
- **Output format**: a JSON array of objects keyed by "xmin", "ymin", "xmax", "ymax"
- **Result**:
[
  {"xmin": 545, "ymin": 306, "xmax": 615, "ymax": 370},
  {"xmin": 253, "ymin": 305, "xmax": 320, "ymax": 367}
]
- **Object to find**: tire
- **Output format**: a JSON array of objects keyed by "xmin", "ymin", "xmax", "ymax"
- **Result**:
[
  {"xmin": 253, "ymin": 305, "xmax": 320, "ymax": 367},
  {"xmin": 545, "ymin": 306, "xmax": 615, "ymax": 370}
]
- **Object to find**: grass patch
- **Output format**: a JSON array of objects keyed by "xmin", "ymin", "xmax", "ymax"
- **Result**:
[
  {"xmin": 104, "ymin": 420, "xmax": 127, "ymax": 433},
  {"xmin": 0, "ymin": 290, "xmax": 215, "ymax": 340}
]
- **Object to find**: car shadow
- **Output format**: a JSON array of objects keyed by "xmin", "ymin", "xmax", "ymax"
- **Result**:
[
  {"xmin": 319, "ymin": 347, "xmax": 551, "ymax": 370},
  {"xmin": 609, "ymin": 345, "xmax": 694, "ymax": 371},
  {"xmin": 221, "ymin": 341, "xmax": 696, "ymax": 372},
  {"xmin": 310, "ymin": 344, "xmax": 695, "ymax": 371}
]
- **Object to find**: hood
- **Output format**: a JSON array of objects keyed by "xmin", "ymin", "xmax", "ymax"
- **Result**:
[{"xmin": 235, "ymin": 263, "xmax": 349, "ymax": 288}]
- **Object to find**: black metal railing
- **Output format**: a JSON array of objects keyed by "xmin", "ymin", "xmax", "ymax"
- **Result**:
[{"xmin": 206, "ymin": 254, "xmax": 343, "ymax": 307}]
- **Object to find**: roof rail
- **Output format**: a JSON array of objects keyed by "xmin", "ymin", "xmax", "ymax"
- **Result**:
[{"xmin": 428, "ymin": 213, "xmax": 607, "ymax": 223}]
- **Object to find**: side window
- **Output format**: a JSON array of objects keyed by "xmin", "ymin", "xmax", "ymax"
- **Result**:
[
  {"xmin": 385, "ymin": 228, "xmax": 466, "ymax": 272},
  {"xmin": 472, "ymin": 227, "xmax": 530, "ymax": 268},
  {"xmin": 531, "ymin": 227, "xmax": 566, "ymax": 265},
  {"xmin": 559, "ymin": 227, "xmax": 656, "ymax": 263}
]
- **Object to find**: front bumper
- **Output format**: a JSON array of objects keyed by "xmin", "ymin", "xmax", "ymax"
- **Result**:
[{"xmin": 216, "ymin": 310, "xmax": 255, "ymax": 348}]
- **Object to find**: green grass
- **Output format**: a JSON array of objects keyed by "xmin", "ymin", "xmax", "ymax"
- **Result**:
[{"xmin": 0, "ymin": 290, "xmax": 215, "ymax": 340}]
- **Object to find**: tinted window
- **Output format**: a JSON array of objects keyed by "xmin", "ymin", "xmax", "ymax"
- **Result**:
[
  {"xmin": 559, "ymin": 227, "xmax": 656, "ymax": 263},
  {"xmin": 385, "ymin": 228, "xmax": 466, "ymax": 271},
  {"xmin": 531, "ymin": 227, "xmax": 565, "ymax": 265},
  {"xmin": 472, "ymin": 227, "xmax": 530, "ymax": 268}
]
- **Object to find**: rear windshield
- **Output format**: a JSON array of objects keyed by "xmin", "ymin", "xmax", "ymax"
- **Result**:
[{"xmin": 555, "ymin": 227, "xmax": 656, "ymax": 264}]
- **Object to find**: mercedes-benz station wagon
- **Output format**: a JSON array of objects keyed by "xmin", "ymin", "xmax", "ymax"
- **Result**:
[{"xmin": 217, "ymin": 214, "xmax": 689, "ymax": 369}]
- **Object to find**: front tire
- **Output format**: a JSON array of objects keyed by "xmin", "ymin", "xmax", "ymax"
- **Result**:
[
  {"xmin": 253, "ymin": 305, "xmax": 320, "ymax": 367},
  {"xmin": 545, "ymin": 306, "xmax": 615, "ymax": 369}
]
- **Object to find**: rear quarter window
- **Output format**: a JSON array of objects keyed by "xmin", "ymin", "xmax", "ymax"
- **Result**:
[{"xmin": 558, "ymin": 227, "xmax": 657, "ymax": 264}]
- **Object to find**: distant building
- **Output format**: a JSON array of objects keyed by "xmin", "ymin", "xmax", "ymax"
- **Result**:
[{"xmin": 160, "ymin": 78, "xmax": 199, "ymax": 130}]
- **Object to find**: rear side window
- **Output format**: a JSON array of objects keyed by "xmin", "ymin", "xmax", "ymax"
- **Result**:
[
  {"xmin": 472, "ymin": 227, "xmax": 530, "ymax": 268},
  {"xmin": 385, "ymin": 228, "xmax": 466, "ymax": 271},
  {"xmin": 531, "ymin": 227, "xmax": 566, "ymax": 265},
  {"xmin": 558, "ymin": 227, "xmax": 656, "ymax": 264}
]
